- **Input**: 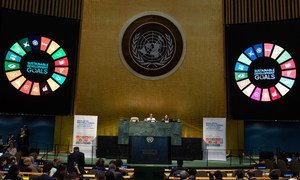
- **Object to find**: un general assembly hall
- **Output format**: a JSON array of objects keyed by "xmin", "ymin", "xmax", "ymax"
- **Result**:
[{"xmin": 0, "ymin": 0, "xmax": 300, "ymax": 180}]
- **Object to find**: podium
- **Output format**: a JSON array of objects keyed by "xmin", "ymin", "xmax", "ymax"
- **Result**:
[
  {"xmin": 118, "ymin": 121, "xmax": 182, "ymax": 145},
  {"xmin": 128, "ymin": 136, "xmax": 171, "ymax": 164}
]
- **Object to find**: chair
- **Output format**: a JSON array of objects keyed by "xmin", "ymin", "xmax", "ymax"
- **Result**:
[
  {"xmin": 221, "ymin": 171, "xmax": 227, "ymax": 177},
  {"xmin": 232, "ymin": 169, "xmax": 245, "ymax": 177},
  {"xmin": 88, "ymin": 169, "xmax": 100, "ymax": 174},
  {"xmin": 196, "ymin": 171, "xmax": 208, "ymax": 177},
  {"xmin": 252, "ymin": 169, "xmax": 263, "ymax": 177}
]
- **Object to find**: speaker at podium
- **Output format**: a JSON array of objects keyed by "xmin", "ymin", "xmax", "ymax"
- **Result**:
[{"xmin": 128, "ymin": 136, "xmax": 171, "ymax": 164}]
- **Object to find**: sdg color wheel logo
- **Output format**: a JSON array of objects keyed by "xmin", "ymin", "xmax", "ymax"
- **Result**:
[
  {"xmin": 4, "ymin": 36, "xmax": 69, "ymax": 96},
  {"xmin": 234, "ymin": 43, "xmax": 296, "ymax": 101}
]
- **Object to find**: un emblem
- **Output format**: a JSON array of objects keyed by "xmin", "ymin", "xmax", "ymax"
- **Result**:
[
  {"xmin": 120, "ymin": 12, "xmax": 185, "ymax": 80},
  {"xmin": 146, "ymin": 136, "xmax": 154, "ymax": 143}
]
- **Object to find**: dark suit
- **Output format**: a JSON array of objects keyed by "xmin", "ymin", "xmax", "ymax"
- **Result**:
[{"xmin": 67, "ymin": 151, "xmax": 85, "ymax": 173}]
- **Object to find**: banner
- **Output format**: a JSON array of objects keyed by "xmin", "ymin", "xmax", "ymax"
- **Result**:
[
  {"xmin": 73, "ymin": 115, "xmax": 98, "ymax": 158},
  {"xmin": 203, "ymin": 117, "xmax": 226, "ymax": 161}
]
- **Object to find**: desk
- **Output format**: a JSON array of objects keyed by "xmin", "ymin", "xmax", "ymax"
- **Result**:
[
  {"xmin": 118, "ymin": 121, "xmax": 182, "ymax": 146},
  {"xmin": 128, "ymin": 136, "xmax": 171, "ymax": 164}
]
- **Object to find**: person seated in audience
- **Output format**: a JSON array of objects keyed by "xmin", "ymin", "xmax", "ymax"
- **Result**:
[
  {"xmin": 5, "ymin": 142, "xmax": 17, "ymax": 157},
  {"xmin": 245, "ymin": 170, "xmax": 257, "ymax": 180},
  {"xmin": 269, "ymin": 169, "xmax": 279, "ymax": 180},
  {"xmin": 187, "ymin": 168, "xmax": 197, "ymax": 180},
  {"xmin": 20, "ymin": 157, "xmax": 37, "ymax": 172},
  {"xmin": 66, "ymin": 172, "xmax": 80, "ymax": 180},
  {"xmin": 105, "ymin": 170, "xmax": 115, "ymax": 180},
  {"xmin": 7, "ymin": 132, "xmax": 16, "ymax": 146},
  {"xmin": 95, "ymin": 170, "xmax": 106, "ymax": 180},
  {"xmin": 179, "ymin": 170, "xmax": 189, "ymax": 179},
  {"xmin": 144, "ymin": 113, "xmax": 156, "ymax": 122},
  {"xmin": 107, "ymin": 163, "xmax": 123, "ymax": 180},
  {"xmin": 213, "ymin": 170, "xmax": 223, "ymax": 180},
  {"xmin": 0, "ymin": 156, "xmax": 8, "ymax": 171},
  {"xmin": 92, "ymin": 158, "xmax": 106, "ymax": 171},
  {"xmin": 208, "ymin": 171, "xmax": 214, "ymax": 180},
  {"xmin": 9, "ymin": 156, "xmax": 18, "ymax": 166},
  {"xmin": 235, "ymin": 170, "xmax": 244, "ymax": 180},
  {"xmin": 0, "ymin": 135, "xmax": 3, "ymax": 153},
  {"xmin": 29, "ymin": 154, "xmax": 42, "ymax": 172},
  {"xmin": 50, "ymin": 157, "xmax": 62, "ymax": 176},
  {"xmin": 31, "ymin": 162, "xmax": 53, "ymax": 180},
  {"xmin": 115, "ymin": 158, "xmax": 128, "ymax": 176},
  {"xmin": 169, "ymin": 159, "xmax": 188, "ymax": 176},
  {"xmin": 52, "ymin": 164, "xmax": 69, "ymax": 179},
  {"xmin": 4, "ymin": 165, "xmax": 21, "ymax": 180}
]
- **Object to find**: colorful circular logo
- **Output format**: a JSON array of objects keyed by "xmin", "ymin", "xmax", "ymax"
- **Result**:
[
  {"xmin": 120, "ymin": 12, "xmax": 185, "ymax": 80},
  {"xmin": 4, "ymin": 36, "xmax": 69, "ymax": 96},
  {"xmin": 234, "ymin": 43, "xmax": 296, "ymax": 101}
]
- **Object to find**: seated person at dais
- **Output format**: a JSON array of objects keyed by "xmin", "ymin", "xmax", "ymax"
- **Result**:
[
  {"xmin": 129, "ymin": 117, "xmax": 139, "ymax": 122},
  {"xmin": 144, "ymin": 113, "xmax": 156, "ymax": 122},
  {"xmin": 161, "ymin": 114, "xmax": 173, "ymax": 123}
]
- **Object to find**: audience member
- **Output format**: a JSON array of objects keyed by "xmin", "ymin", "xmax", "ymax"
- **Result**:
[
  {"xmin": 67, "ymin": 147, "xmax": 85, "ymax": 174},
  {"xmin": 66, "ymin": 172, "xmax": 80, "ymax": 180},
  {"xmin": 0, "ymin": 156, "xmax": 8, "ymax": 171},
  {"xmin": 246, "ymin": 170, "xmax": 257, "ymax": 180},
  {"xmin": 3, "ymin": 165, "xmax": 21, "ymax": 180},
  {"xmin": 23, "ymin": 125, "xmax": 30, "ymax": 137},
  {"xmin": 235, "ymin": 169, "xmax": 244, "ymax": 180},
  {"xmin": 5, "ymin": 142, "xmax": 17, "ymax": 157},
  {"xmin": 20, "ymin": 157, "xmax": 36, "ymax": 172},
  {"xmin": 29, "ymin": 154, "xmax": 42, "ymax": 172},
  {"xmin": 52, "ymin": 164, "xmax": 69, "ymax": 180},
  {"xmin": 92, "ymin": 158, "xmax": 106, "ymax": 171},
  {"xmin": 214, "ymin": 170, "xmax": 223, "ymax": 180},
  {"xmin": 9, "ymin": 156, "xmax": 18, "ymax": 166},
  {"xmin": 105, "ymin": 170, "xmax": 115, "ymax": 180},
  {"xmin": 187, "ymin": 168, "xmax": 197, "ymax": 180},
  {"xmin": 18, "ymin": 127, "xmax": 29, "ymax": 156},
  {"xmin": 179, "ymin": 170, "xmax": 189, "ymax": 179},
  {"xmin": 7, "ymin": 132, "xmax": 16, "ymax": 145},
  {"xmin": 115, "ymin": 158, "xmax": 128, "ymax": 176},
  {"xmin": 169, "ymin": 159, "xmax": 188, "ymax": 176},
  {"xmin": 95, "ymin": 170, "xmax": 106, "ymax": 180},
  {"xmin": 50, "ymin": 157, "xmax": 62, "ymax": 176},
  {"xmin": 31, "ymin": 162, "xmax": 53, "ymax": 180},
  {"xmin": 208, "ymin": 171, "xmax": 214, "ymax": 180},
  {"xmin": 0, "ymin": 135, "xmax": 3, "ymax": 152},
  {"xmin": 107, "ymin": 163, "xmax": 123, "ymax": 180},
  {"xmin": 269, "ymin": 169, "xmax": 279, "ymax": 180}
]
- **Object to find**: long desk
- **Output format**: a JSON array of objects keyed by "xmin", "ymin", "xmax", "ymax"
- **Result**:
[{"xmin": 118, "ymin": 121, "xmax": 182, "ymax": 146}]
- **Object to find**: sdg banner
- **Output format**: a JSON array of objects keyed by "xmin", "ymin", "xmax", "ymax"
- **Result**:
[
  {"xmin": 203, "ymin": 118, "xmax": 226, "ymax": 161},
  {"xmin": 73, "ymin": 115, "xmax": 98, "ymax": 158}
]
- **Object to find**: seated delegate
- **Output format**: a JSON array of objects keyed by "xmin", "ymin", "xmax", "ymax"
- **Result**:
[{"xmin": 144, "ymin": 113, "xmax": 156, "ymax": 122}]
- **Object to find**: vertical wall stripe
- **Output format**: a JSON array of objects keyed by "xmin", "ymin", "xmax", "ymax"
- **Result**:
[
  {"xmin": 225, "ymin": 0, "xmax": 300, "ymax": 24},
  {"xmin": 0, "ymin": 0, "xmax": 82, "ymax": 20}
]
